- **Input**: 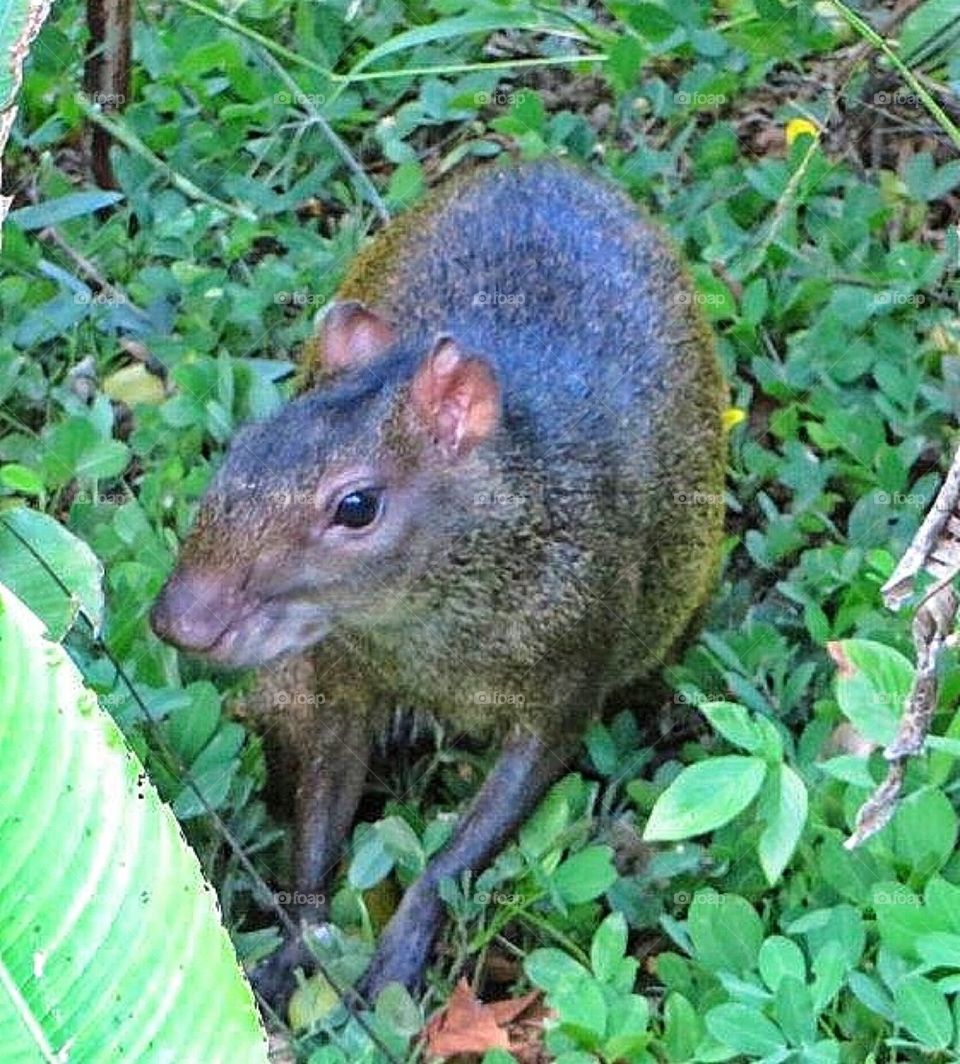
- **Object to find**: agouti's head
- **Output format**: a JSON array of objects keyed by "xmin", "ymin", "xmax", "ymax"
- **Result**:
[{"xmin": 150, "ymin": 302, "xmax": 500, "ymax": 667}]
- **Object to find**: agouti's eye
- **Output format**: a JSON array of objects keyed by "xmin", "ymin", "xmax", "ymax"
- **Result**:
[{"xmin": 333, "ymin": 489, "xmax": 381, "ymax": 529}]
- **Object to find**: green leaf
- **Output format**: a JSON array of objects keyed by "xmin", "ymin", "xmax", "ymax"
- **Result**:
[
  {"xmin": 661, "ymin": 993, "xmax": 703, "ymax": 1062},
  {"xmin": 889, "ymin": 787, "xmax": 958, "ymax": 875},
  {"xmin": 526, "ymin": 948, "xmax": 591, "ymax": 993},
  {"xmin": 706, "ymin": 1003, "xmax": 786, "ymax": 1056},
  {"xmin": 552, "ymin": 845, "xmax": 617, "ymax": 904},
  {"xmin": 873, "ymin": 881, "xmax": 929, "ymax": 958},
  {"xmin": 0, "ymin": 582, "xmax": 267, "ymax": 1059},
  {"xmin": 348, "ymin": 831, "xmax": 395, "ymax": 890},
  {"xmin": 811, "ymin": 941, "xmax": 847, "ymax": 1014},
  {"xmin": 688, "ymin": 891, "xmax": 764, "ymax": 975},
  {"xmin": 757, "ymin": 764, "xmax": 808, "ymax": 885},
  {"xmin": 374, "ymin": 982, "xmax": 422, "ymax": 1038},
  {"xmin": 526, "ymin": 949, "xmax": 607, "ymax": 1042},
  {"xmin": 759, "ymin": 935, "xmax": 807, "ymax": 991},
  {"xmin": 894, "ymin": 975, "xmax": 953, "ymax": 1049},
  {"xmin": 643, "ymin": 756, "xmax": 767, "ymax": 840},
  {"xmin": 348, "ymin": 11, "xmax": 586, "ymax": 76},
  {"xmin": 602, "ymin": 994, "xmax": 650, "ymax": 1058},
  {"xmin": 900, "ymin": 0, "xmax": 960, "ymax": 59},
  {"xmin": 7, "ymin": 190, "xmax": 125, "ymax": 230},
  {"xmin": 700, "ymin": 700, "xmax": 782, "ymax": 758},
  {"xmin": 0, "ymin": 507, "xmax": 104, "ymax": 638},
  {"xmin": 590, "ymin": 911, "xmax": 627, "ymax": 983},
  {"xmin": 775, "ymin": 975, "xmax": 817, "ymax": 1047},
  {"xmin": 916, "ymin": 931, "xmax": 960, "ymax": 968},
  {"xmin": 830, "ymin": 639, "xmax": 914, "ymax": 745}
]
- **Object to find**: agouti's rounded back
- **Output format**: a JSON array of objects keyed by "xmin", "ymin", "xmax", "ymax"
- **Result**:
[{"xmin": 153, "ymin": 159, "xmax": 725, "ymax": 724}]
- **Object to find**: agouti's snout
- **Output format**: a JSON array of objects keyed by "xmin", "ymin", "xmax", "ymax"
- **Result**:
[{"xmin": 150, "ymin": 568, "xmax": 243, "ymax": 655}]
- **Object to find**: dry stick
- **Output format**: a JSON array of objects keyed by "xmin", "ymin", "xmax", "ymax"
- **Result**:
[
  {"xmin": 0, "ymin": 517, "xmax": 401, "ymax": 1060},
  {"xmin": 75, "ymin": 98, "xmax": 257, "ymax": 221},
  {"xmin": 259, "ymin": 51, "xmax": 390, "ymax": 225},
  {"xmin": 845, "ymin": 445, "xmax": 960, "ymax": 849}
]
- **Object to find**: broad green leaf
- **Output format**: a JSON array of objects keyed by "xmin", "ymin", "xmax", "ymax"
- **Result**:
[
  {"xmin": 889, "ymin": 787, "xmax": 958, "ymax": 875},
  {"xmin": 590, "ymin": 911, "xmax": 628, "ymax": 983},
  {"xmin": 700, "ymin": 700, "xmax": 781, "ymax": 758},
  {"xmin": 775, "ymin": 975, "xmax": 817, "ymax": 1047},
  {"xmin": 603, "ymin": 994, "xmax": 650, "ymax": 1059},
  {"xmin": 811, "ymin": 940, "xmax": 846, "ymax": 1014},
  {"xmin": 705, "ymin": 1003, "xmax": 786, "ymax": 1056},
  {"xmin": 758, "ymin": 764, "xmax": 808, "ymax": 884},
  {"xmin": 348, "ymin": 831, "xmax": 394, "ymax": 890},
  {"xmin": 830, "ymin": 639, "xmax": 913, "ymax": 745},
  {"xmin": 661, "ymin": 993, "xmax": 703, "ymax": 1062},
  {"xmin": 0, "ymin": 582, "xmax": 267, "ymax": 1060},
  {"xmin": 644, "ymin": 756, "xmax": 766, "ymax": 840},
  {"xmin": 873, "ymin": 882, "xmax": 929, "ymax": 958},
  {"xmin": 894, "ymin": 974, "xmax": 953, "ymax": 1049},
  {"xmin": 0, "ymin": 507, "xmax": 104, "ymax": 638},
  {"xmin": 688, "ymin": 891, "xmax": 764, "ymax": 975},
  {"xmin": 552, "ymin": 845, "xmax": 617, "ymax": 904},
  {"xmin": 759, "ymin": 935, "xmax": 807, "ymax": 991},
  {"xmin": 901, "ymin": 0, "xmax": 960, "ymax": 61}
]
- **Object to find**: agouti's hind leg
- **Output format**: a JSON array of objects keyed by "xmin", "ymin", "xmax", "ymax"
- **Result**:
[{"xmin": 357, "ymin": 725, "xmax": 573, "ymax": 998}]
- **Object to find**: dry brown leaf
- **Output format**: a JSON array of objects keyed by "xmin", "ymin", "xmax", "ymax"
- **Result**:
[{"xmin": 425, "ymin": 979, "xmax": 542, "ymax": 1060}]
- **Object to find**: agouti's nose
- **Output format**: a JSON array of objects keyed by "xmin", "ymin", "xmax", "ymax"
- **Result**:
[{"xmin": 150, "ymin": 568, "xmax": 239, "ymax": 652}]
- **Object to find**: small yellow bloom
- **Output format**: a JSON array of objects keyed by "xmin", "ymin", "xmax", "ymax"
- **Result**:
[
  {"xmin": 785, "ymin": 118, "xmax": 819, "ymax": 145},
  {"xmin": 722, "ymin": 407, "xmax": 746, "ymax": 431}
]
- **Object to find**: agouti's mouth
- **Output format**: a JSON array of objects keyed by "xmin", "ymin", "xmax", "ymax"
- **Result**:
[{"xmin": 194, "ymin": 602, "xmax": 332, "ymax": 669}]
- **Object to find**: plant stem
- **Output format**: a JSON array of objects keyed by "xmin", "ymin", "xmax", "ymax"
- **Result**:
[{"xmin": 827, "ymin": 0, "xmax": 960, "ymax": 150}]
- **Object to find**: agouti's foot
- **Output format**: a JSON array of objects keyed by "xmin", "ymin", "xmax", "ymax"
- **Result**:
[
  {"xmin": 356, "ymin": 892, "xmax": 440, "ymax": 1000},
  {"xmin": 250, "ymin": 934, "xmax": 317, "ymax": 1011}
]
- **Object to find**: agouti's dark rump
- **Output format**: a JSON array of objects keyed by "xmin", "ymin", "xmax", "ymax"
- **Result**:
[{"xmin": 151, "ymin": 160, "xmax": 726, "ymax": 999}]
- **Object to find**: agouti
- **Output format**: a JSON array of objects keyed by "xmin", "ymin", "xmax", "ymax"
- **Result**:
[{"xmin": 150, "ymin": 159, "xmax": 726, "ymax": 1000}]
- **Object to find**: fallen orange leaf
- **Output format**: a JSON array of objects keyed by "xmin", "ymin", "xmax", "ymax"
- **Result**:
[{"xmin": 425, "ymin": 979, "xmax": 542, "ymax": 1060}]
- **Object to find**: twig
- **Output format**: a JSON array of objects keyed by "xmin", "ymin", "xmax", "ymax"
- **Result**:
[
  {"xmin": 845, "ymin": 444, "xmax": 960, "ymax": 848},
  {"xmin": 259, "ymin": 51, "xmax": 390, "ymax": 224},
  {"xmin": 75, "ymin": 97, "xmax": 257, "ymax": 221}
]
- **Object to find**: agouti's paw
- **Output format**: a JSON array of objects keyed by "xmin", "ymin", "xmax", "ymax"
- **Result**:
[
  {"xmin": 250, "ymin": 934, "xmax": 317, "ymax": 1010},
  {"xmin": 356, "ymin": 902, "xmax": 439, "ymax": 1000}
]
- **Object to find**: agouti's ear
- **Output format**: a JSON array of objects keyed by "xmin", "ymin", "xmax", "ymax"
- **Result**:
[
  {"xmin": 408, "ymin": 336, "xmax": 500, "ymax": 458},
  {"xmin": 320, "ymin": 300, "xmax": 397, "ymax": 373}
]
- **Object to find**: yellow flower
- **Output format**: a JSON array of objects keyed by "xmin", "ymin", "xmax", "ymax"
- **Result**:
[
  {"xmin": 722, "ymin": 407, "xmax": 746, "ymax": 431},
  {"xmin": 785, "ymin": 118, "xmax": 819, "ymax": 145}
]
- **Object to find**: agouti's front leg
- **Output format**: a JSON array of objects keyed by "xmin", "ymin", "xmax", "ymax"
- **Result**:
[
  {"xmin": 249, "ymin": 653, "xmax": 375, "ymax": 1004},
  {"xmin": 358, "ymin": 726, "xmax": 571, "ymax": 998}
]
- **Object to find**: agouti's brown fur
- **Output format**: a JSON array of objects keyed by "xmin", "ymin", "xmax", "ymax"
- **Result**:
[{"xmin": 151, "ymin": 159, "xmax": 726, "ymax": 1000}]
